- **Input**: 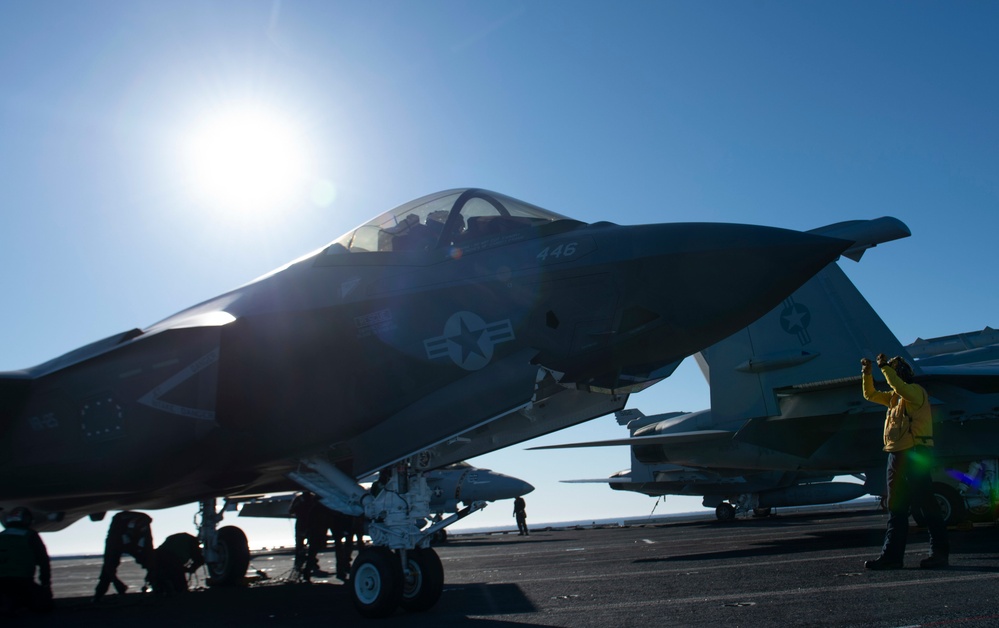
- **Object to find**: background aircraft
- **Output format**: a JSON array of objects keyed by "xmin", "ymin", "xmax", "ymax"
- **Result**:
[
  {"xmin": 561, "ymin": 408, "xmax": 870, "ymax": 521},
  {"xmin": 1, "ymin": 187, "xmax": 870, "ymax": 616},
  {"xmin": 538, "ymin": 259, "xmax": 999, "ymax": 525},
  {"xmin": 236, "ymin": 462, "xmax": 533, "ymax": 543}
]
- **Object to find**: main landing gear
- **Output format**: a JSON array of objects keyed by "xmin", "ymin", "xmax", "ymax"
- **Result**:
[
  {"xmin": 290, "ymin": 455, "xmax": 483, "ymax": 617},
  {"xmin": 349, "ymin": 545, "xmax": 444, "ymax": 616}
]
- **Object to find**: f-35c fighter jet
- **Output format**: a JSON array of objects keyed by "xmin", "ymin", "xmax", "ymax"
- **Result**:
[{"xmin": 2, "ymin": 188, "xmax": 872, "ymax": 615}]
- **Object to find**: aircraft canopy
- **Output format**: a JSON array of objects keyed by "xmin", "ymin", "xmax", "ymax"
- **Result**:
[{"xmin": 326, "ymin": 188, "xmax": 576, "ymax": 255}]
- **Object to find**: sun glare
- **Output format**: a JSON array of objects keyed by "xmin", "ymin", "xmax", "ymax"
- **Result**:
[{"xmin": 183, "ymin": 106, "xmax": 310, "ymax": 214}]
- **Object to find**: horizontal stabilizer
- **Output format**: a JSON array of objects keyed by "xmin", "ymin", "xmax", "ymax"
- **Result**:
[
  {"xmin": 529, "ymin": 430, "xmax": 732, "ymax": 450},
  {"xmin": 808, "ymin": 216, "xmax": 910, "ymax": 262}
]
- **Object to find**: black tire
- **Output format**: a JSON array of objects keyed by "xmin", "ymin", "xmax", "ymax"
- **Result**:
[
  {"xmin": 913, "ymin": 483, "xmax": 966, "ymax": 527},
  {"xmin": 432, "ymin": 528, "xmax": 448, "ymax": 545},
  {"xmin": 351, "ymin": 547, "xmax": 403, "ymax": 618},
  {"xmin": 715, "ymin": 502, "xmax": 736, "ymax": 522},
  {"xmin": 400, "ymin": 548, "xmax": 444, "ymax": 612},
  {"xmin": 207, "ymin": 526, "xmax": 250, "ymax": 587},
  {"xmin": 752, "ymin": 507, "xmax": 772, "ymax": 518}
]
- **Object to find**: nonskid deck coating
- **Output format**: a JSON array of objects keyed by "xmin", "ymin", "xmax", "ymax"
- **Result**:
[{"xmin": 15, "ymin": 506, "xmax": 999, "ymax": 627}]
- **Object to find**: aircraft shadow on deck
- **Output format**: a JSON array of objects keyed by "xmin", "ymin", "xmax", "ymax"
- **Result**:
[
  {"xmin": 440, "ymin": 583, "xmax": 538, "ymax": 616},
  {"xmin": 33, "ymin": 580, "xmax": 539, "ymax": 628}
]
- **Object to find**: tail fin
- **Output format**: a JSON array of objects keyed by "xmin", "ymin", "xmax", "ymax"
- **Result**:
[{"xmin": 695, "ymin": 263, "xmax": 908, "ymax": 422}]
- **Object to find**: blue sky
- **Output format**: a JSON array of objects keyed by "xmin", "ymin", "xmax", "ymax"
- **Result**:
[{"xmin": 1, "ymin": 2, "xmax": 997, "ymax": 555}]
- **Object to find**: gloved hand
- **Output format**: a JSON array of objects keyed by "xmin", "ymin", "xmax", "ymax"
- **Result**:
[
  {"xmin": 860, "ymin": 357, "xmax": 872, "ymax": 373},
  {"xmin": 876, "ymin": 353, "xmax": 889, "ymax": 368}
]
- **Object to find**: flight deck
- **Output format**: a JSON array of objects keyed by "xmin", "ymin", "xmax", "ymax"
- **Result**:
[{"xmin": 22, "ymin": 505, "xmax": 999, "ymax": 627}]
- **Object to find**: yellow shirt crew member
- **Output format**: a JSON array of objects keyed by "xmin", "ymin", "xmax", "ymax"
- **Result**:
[{"xmin": 862, "ymin": 358, "xmax": 933, "ymax": 452}]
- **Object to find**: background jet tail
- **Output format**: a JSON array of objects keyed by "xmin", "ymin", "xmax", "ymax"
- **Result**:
[{"xmin": 694, "ymin": 262, "xmax": 909, "ymax": 423}]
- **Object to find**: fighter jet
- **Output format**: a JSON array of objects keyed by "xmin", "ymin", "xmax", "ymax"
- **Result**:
[
  {"xmin": 537, "ymin": 259, "xmax": 999, "ymax": 526},
  {"xmin": 559, "ymin": 407, "xmax": 871, "ymax": 521},
  {"xmin": 2, "ymin": 187, "xmax": 886, "ymax": 616}
]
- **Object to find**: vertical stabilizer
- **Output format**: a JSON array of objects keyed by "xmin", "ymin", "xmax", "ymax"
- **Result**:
[{"xmin": 695, "ymin": 263, "xmax": 908, "ymax": 422}]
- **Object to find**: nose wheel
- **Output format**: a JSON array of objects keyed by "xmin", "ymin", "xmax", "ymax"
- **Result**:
[
  {"xmin": 206, "ymin": 526, "xmax": 250, "ymax": 586},
  {"xmin": 350, "ymin": 546, "xmax": 444, "ymax": 617}
]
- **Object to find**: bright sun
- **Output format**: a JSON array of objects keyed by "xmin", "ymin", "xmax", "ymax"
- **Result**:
[{"xmin": 183, "ymin": 106, "xmax": 310, "ymax": 214}]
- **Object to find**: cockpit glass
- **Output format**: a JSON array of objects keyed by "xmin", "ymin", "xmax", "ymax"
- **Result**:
[{"xmin": 324, "ymin": 188, "xmax": 574, "ymax": 255}]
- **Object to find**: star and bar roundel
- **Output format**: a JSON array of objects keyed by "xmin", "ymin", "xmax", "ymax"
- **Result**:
[{"xmin": 424, "ymin": 311, "xmax": 515, "ymax": 371}]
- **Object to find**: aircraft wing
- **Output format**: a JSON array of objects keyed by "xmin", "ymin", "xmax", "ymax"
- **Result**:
[
  {"xmin": 919, "ymin": 365, "xmax": 999, "ymax": 394},
  {"xmin": 733, "ymin": 414, "xmax": 851, "ymax": 459},
  {"xmin": 528, "ymin": 430, "xmax": 732, "ymax": 450}
]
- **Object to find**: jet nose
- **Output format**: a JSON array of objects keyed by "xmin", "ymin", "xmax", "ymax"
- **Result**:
[
  {"xmin": 554, "ymin": 222, "xmax": 850, "ymax": 387},
  {"xmin": 461, "ymin": 470, "xmax": 535, "ymax": 502},
  {"xmin": 631, "ymin": 222, "xmax": 849, "ymax": 355}
]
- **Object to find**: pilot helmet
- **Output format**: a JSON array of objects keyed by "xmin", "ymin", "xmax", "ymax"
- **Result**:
[{"xmin": 2, "ymin": 506, "xmax": 34, "ymax": 529}]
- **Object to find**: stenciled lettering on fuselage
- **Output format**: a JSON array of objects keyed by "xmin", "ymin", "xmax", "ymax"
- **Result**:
[
  {"xmin": 779, "ymin": 296, "xmax": 812, "ymax": 345},
  {"xmin": 137, "ymin": 348, "xmax": 219, "ymax": 421},
  {"xmin": 424, "ymin": 311, "xmax": 515, "ymax": 371},
  {"xmin": 355, "ymin": 308, "xmax": 396, "ymax": 339}
]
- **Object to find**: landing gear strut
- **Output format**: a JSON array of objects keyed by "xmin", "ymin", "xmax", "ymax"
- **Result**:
[
  {"xmin": 290, "ymin": 455, "xmax": 484, "ymax": 617},
  {"xmin": 198, "ymin": 499, "xmax": 250, "ymax": 586}
]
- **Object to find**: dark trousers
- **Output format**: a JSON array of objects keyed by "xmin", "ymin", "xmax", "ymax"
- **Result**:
[
  {"xmin": 95, "ymin": 538, "xmax": 155, "ymax": 599},
  {"xmin": 0, "ymin": 577, "xmax": 52, "ymax": 614},
  {"xmin": 882, "ymin": 447, "xmax": 949, "ymax": 560}
]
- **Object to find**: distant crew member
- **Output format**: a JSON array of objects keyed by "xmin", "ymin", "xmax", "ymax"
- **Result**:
[
  {"xmin": 93, "ymin": 511, "xmax": 156, "ymax": 602},
  {"xmin": 0, "ymin": 507, "xmax": 53, "ymax": 615},
  {"xmin": 513, "ymin": 496, "xmax": 529, "ymax": 536},
  {"xmin": 861, "ymin": 354, "xmax": 949, "ymax": 570},
  {"xmin": 153, "ymin": 533, "xmax": 204, "ymax": 594}
]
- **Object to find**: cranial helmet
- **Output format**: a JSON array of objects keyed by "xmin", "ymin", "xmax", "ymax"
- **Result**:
[
  {"xmin": 2, "ymin": 506, "xmax": 33, "ymax": 528},
  {"xmin": 890, "ymin": 356, "xmax": 915, "ymax": 383}
]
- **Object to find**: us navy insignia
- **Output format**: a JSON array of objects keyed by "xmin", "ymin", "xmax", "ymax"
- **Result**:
[
  {"xmin": 424, "ymin": 311, "xmax": 515, "ymax": 371},
  {"xmin": 779, "ymin": 297, "xmax": 812, "ymax": 345}
]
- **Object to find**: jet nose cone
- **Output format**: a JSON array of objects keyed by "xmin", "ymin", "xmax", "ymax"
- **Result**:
[
  {"xmin": 462, "ymin": 471, "xmax": 535, "ymax": 502},
  {"xmin": 571, "ymin": 223, "xmax": 851, "ymax": 384},
  {"xmin": 510, "ymin": 477, "xmax": 535, "ymax": 497},
  {"xmin": 638, "ymin": 223, "xmax": 850, "ymax": 334},
  {"xmin": 642, "ymin": 222, "xmax": 849, "ymax": 325}
]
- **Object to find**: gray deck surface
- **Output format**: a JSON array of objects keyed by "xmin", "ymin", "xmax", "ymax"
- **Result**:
[{"xmin": 10, "ymin": 506, "xmax": 999, "ymax": 627}]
